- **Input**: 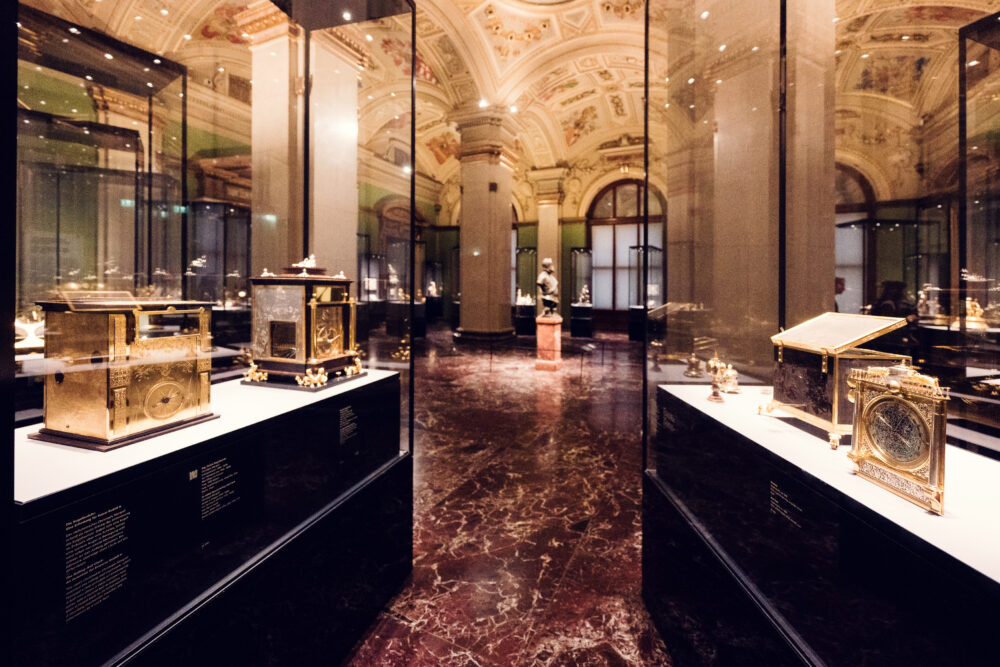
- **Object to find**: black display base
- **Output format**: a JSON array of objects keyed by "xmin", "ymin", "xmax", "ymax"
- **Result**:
[
  {"xmin": 355, "ymin": 301, "xmax": 370, "ymax": 343},
  {"xmin": 628, "ymin": 305, "xmax": 645, "ymax": 341},
  {"xmin": 122, "ymin": 455, "xmax": 412, "ymax": 666},
  {"xmin": 368, "ymin": 299, "xmax": 387, "ymax": 326},
  {"xmin": 643, "ymin": 387, "xmax": 999, "ymax": 666},
  {"xmin": 211, "ymin": 308, "xmax": 251, "ymax": 347},
  {"xmin": 386, "ymin": 301, "xmax": 425, "ymax": 339},
  {"xmin": 450, "ymin": 301, "xmax": 460, "ymax": 330},
  {"xmin": 242, "ymin": 370, "xmax": 368, "ymax": 392},
  {"xmin": 570, "ymin": 307, "xmax": 593, "ymax": 338},
  {"xmin": 514, "ymin": 305, "xmax": 537, "ymax": 336},
  {"xmin": 453, "ymin": 327, "xmax": 515, "ymax": 343},
  {"xmin": 13, "ymin": 374, "xmax": 407, "ymax": 667},
  {"xmin": 29, "ymin": 413, "xmax": 220, "ymax": 452},
  {"xmin": 426, "ymin": 295, "xmax": 443, "ymax": 322}
]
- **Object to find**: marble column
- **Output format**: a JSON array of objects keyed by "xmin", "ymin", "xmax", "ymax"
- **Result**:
[
  {"xmin": 785, "ymin": 0, "xmax": 836, "ymax": 326},
  {"xmin": 527, "ymin": 167, "xmax": 567, "ymax": 314},
  {"xmin": 452, "ymin": 108, "xmax": 520, "ymax": 340},
  {"xmin": 237, "ymin": 2, "xmax": 304, "ymax": 276},
  {"xmin": 308, "ymin": 32, "xmax": 361, "ymax": 280}
]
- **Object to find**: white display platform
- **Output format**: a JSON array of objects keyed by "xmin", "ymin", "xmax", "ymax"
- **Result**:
[
  {"xmin": 16, "ymin": 370, "xmax": 397, "ymax": 504},
  {"xmin": 661, "ymin": 384, "xmax": 1000, "ymax": 585}
]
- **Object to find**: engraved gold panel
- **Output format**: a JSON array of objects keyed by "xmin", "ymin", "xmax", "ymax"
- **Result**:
[
  {"xmin": 253, "ymin": 284, "xmax": 306, "ymax": 362},
  {"xmin": 848, "ymin": 366, "xmax": 949, "ymax": 514},
  {"xmin": 199, "ymin": 372, "xmax": 210, "ymax": 411},
  {"xmin": 112, "ymin": 387, "xmax": 127, "ymax": 435},
  {"xmin": 312, "ymin": 304, "xmax": 344, "ymax": 358}
]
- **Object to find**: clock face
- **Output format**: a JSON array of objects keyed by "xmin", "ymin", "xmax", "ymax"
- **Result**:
[
  {"xmin": 144, "ymin": 381, "xmax": 185, "ymax": 421},
  {"xmin": 865, "ymin": 398, "xmax": 928, "ymax": 467}
]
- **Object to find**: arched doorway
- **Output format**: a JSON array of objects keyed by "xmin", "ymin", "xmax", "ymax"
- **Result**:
[{"xmin": 586, "ymin": 179, "xmax": 666, "ymax": 331}]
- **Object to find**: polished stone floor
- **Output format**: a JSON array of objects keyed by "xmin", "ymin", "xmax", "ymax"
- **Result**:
[{"xmin": 345, "ymin": 325, "xmax": 672, "ymax": 666}]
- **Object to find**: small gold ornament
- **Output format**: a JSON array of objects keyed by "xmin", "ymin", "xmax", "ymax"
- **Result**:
[
  {"xmin": 244, "ymin": 362, "xmax": 268, "ymax": 383},
  {"xmin": 295, "ymin": 367, "xmax": 328, "ymax": 388}
]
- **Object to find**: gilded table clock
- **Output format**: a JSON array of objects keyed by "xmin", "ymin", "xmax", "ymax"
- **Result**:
[
  {"xmin": 847, "ymin": 364, "xmax": 949, "ymax": 514},
  {"xmin": 29, "ymin": 293, "xmax": 216, "ymax": 451},
  {"xmin": 244, "ymin": 264, "xmax": 363, "ymax": 390}
]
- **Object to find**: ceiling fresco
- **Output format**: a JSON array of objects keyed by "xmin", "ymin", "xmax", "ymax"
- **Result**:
[{"xmin": 20, "ymin": 0, "xmax": 1000, "ymax": 211}]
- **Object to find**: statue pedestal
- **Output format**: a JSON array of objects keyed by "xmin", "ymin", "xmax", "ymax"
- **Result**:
[{"xmin": 535, "ymin": 315, "xmax": 563, "ymax": 371}]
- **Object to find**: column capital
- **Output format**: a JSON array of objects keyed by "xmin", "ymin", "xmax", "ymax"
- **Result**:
[
  {"xmin": 527, "ymin": 166, "xmax": 569, "ymax": 206},
  {"xmin": 450, "ymin": 106, "xmax": 521, "ymax": 169},
  {"xmin": 236, "ymin": 0, "xmax": 301, "ymax": 43}
]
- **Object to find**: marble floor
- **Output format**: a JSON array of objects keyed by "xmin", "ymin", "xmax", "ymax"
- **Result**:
[{"xmin": 345, "ymin": 325, "xmax": 672, "ymax": 666}]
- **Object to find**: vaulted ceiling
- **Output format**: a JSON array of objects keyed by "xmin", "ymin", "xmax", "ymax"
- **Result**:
[{"xmin": 19, "ymin": 0, "xmax": 1000, "ymax": 207}]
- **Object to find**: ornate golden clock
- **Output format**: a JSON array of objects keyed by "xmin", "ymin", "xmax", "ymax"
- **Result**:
[
  {"xmin": 244, "ymin": 264, "xmax": 362, "ymax": 390},
  {"xmin": 847, "ymin": 364, "xmax": 949, "ymax": 514},
  {"xmin": 29, "ymin": 293, "xmax": 216, "ymax": 451}
]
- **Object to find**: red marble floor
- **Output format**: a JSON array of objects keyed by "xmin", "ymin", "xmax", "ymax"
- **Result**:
[{"xmin": 345, "ymin": 326, "xmax": 672, "ymax": 666}]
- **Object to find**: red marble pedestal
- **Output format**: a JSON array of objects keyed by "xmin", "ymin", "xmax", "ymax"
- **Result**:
[{"xmin": 535, "ymin": 315, "xmax": 563, "ymax": 371}]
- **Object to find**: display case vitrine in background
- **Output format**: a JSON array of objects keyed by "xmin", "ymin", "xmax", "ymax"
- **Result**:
[
  {"xmin": 628, "ymin": 245, "xmax": 662, "ymax": 340},
  {"xmin": 186, "ymin": 200, "xmax": 251, "ymax": 348},
  {"xmin": 570, "ymin": 247, "xmax": 593, "ymax": 337},
  {"xmin": 355, "ymin": 234, "xmax": 376, "ymax": 341},
  {"xmin": 385, "ymin": 239, "xmax": 424, "ymax": 338},
  {"xmin": 425, "ymin": 260, "xmax": 443, "ymax": 322},
  {"xmin": 451, "ymin": 244, "xmax": 461, "ymax": 330},
  {"xmin": 9, "ymin": 2, "xmax": 416, "ymax": 665},
  {"xmin": 513, "ymin": 246, "xmax": 538, "ymax": 336}
]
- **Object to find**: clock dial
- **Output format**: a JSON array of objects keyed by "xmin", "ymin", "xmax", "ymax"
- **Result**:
[
  {"xmin": 144, "ymin": 381, "xmax": 185, "ymax": 420},
  {"xmin": 866, "ymin": 399, "xmax": 927, "ymax": 466}
]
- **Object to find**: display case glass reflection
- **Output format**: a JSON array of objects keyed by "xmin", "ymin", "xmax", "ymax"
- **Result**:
[
  {"xmin": 186, "ymin": 201, "xmax": 251, "ymax": 310},
  {"xmin": 515, "ymin": 246, "xmax": 538, "ymax": 306},
  {"xmin": 630, "ymin": 245, "xmax": 663, "ymax": 309}
]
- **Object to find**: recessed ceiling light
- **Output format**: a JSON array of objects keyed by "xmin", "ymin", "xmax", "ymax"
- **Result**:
[
  {"xmin": 688, "ymin": 77, "xmax": 694, "ymax": 84},
  {"xmin": 901, "ymin": 35, "xmax": 910, "ymax": 40},
  {"xmin": 366, "ymin": 34, "xmax": 373, "ymax": 42},
  {"xmin": 343, "ymin": 11, "xmax": 352, "ymax": 21},
  {"xmin": 153, "ymin": 59, "xmax": 161, "ymax": 64},
  {"xmin": 161, "ymin": 9, "xmax": 168, "ymax": 15},
  {"xmin": 104, "ymin": 53, "xmax": 114, "ymax": 60},
  {"xmin": 700, "ymin": 11, "xmax": 709, "ymax": 20},
  {"xmin": 510, "ymin": 105, "xmax": 518, "ymax": 113},
  {"xmin": 69, "ymin": 27, "xmax": 81, "ymax": 35},
  {"xmin": 183, "ymin": 34, "xmax": 192, "ymax": 40},
  {"xmin": 968, "ymin": 60, "xmax": 981, "ymax": 66},
  {"xmin": 478, "ymin": 98, "xmax": 488, "ymax": 108},
  {"xmin": 861, "ymin": 53, "xmax": 870, "ymax": 59},
  {"xmin": 718, "ymin": 44, "xmax": 726, "ymax": 52}
]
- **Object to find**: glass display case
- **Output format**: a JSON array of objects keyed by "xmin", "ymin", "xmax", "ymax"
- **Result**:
[
  {"xmin": 186, "ymin": 201, "xmax": 251, "ymax": 347},
  {"xmin": 425, "ymin": 259, "xmax": 443, "ymax": 322},
  {"xmin": 451, "ymin": 244, "xmax": 461, "ymax": 330},
  {"xmin": 628, "ymin": 245, "xmax": 662, "ymax": 340},
  {"xmin": 514, "ymin": 246, "xmax": 538, "ymax": 335},
  {"xmin": 9, "ymin": 2, "xmax": 416, "ymax": 664},
  {"xmin": 16, "ymin": 4, "xmax": 186, "ymax": 324},
  {"xmin": 570, "ymin": 247, "xmax": 593, "ymax": 337},
  {"xmin": 385, "ymin": 239, "xmax": 424, "ymax": 338},
  {"xmin": 642, "ymin": 3, "xmax": 999, "ymax": 666}
]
